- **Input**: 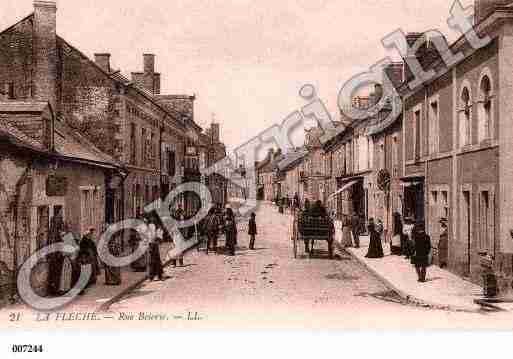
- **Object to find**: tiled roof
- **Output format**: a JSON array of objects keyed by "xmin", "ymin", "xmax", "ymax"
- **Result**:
[
  {"xmin": 0, "ymin": 101, "xmax": 122, "ymax": 170},
  {"xmin": 0, "ymin": 117, "xmax": 45, "ymax": 151},
  {"xmin": 53, "ymin": 118, "xmax": 122, "ymax": 167},
  {"xmin": 277, "ymin": 148, "xmax": 308, "ymax": 172}
]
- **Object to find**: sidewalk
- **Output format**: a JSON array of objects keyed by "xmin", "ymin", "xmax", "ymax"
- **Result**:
[
  {"xmin": 336, "ymin": 232, "xmax": 484, "ymax": 312},
  {"xmin": 5, "ymin": 240, "xmax": 199, "ymax": 313}
]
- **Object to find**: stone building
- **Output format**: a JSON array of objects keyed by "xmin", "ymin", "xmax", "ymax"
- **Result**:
[
  {"xmin": 365, "ymin": 63, "xmax": 404, "ymax": 240},
  {"xmin": 256, "ymin": 149, "xmax": 281, "ymax": 202},
  {"xmin": 277, "ymin": 148, "xmax": 308, "ymax": 202},
  {"xmin": 399, "ymin": 0, "xmax": 513, "ymax": 290},
  {"xmin": 0, "ymin": 1, "xmax": 226, "ymax": 225},
  {"xmin": 0, "ymin": 101, "xmax": 124, "ymax": 298},
  {"xmin": 301, "ymin": 128, "xmax": 330, "ymax": 204}
]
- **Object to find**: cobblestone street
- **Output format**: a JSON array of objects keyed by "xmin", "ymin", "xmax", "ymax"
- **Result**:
[{"xmin": 102, "ymin": 203, "xmax": 513, "ymax": 329}]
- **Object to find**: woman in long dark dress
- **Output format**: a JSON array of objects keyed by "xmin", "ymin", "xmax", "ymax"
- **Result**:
[
  {"xmin": 365, "ymin": 219, "xmax": 384, "ymax": 259},
  {"xmin": 147, "ymin": 219, "xmax": 164, "ymax": 281},
  {"xmin": 47, "ymin": 211, "xmax": 66, "ymax": 296},
  {"xmin": 391, "ymin": 212, "xmax": 403, "ymax": 255},
  {"xmin": 412, "ymin": 222, "xmax": 432, "ymax": 282},
  {"xmin": 78, "ymin": 229, "xmax": 100, "ymax": 288}
]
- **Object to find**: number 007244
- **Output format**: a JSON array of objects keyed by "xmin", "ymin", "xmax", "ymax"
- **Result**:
[{"xmin": 11, "ymin": 345, "xmax": 43, "ymax": 353}]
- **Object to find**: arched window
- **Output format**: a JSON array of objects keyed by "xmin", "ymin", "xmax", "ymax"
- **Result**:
[
  {"xmin": 478, "ymin": 75, "xmax": 493, "ymax": 142},
  {"xmin": 459, "ymin": 86, "xmax": 472, "ymax": 147}
]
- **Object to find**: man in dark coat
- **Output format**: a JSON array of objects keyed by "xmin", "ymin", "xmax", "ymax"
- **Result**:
[
  {"xmin": 79, "ymin": 228, "xmax": 100, "ymax": 288},
  {"xmin": 413, "ymin": 222, "xmax": 432, "ymax": 282},
  {"xmin": 248, "ymin": 212, "xmax": 257, "ymax": 250},
  {"xmin": 205, "ymin": 208, "xmax": 220, "ymax": 254}
]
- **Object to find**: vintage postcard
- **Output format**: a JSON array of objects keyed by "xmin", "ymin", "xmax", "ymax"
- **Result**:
[{"xmin": 2, "ymin": 1, "xmax": 513, "ymax": 349}]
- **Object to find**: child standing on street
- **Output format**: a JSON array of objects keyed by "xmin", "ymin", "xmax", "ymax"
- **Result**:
[{"xmin": 248, "ymin": 213, "xmax": 257, "ymax": 250}]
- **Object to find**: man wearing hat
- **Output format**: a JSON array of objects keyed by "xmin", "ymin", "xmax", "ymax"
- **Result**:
[{"xmin": 438, "ymin": 218, "xmax": 448, "ymax": 268}]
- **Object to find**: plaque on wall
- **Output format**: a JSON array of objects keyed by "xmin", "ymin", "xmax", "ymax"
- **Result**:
[{"xmin": 46, "ymin": 175, "xmax": 68, "ymax": 197}]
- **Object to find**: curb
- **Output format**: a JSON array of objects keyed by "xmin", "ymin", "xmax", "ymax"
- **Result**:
[
  {"xmin": 335, "ymin": 241, "xmax": 480, "ymax": 313},
  {"xmin": 95, "ymin": 240, "xmax": 201, "ymax": 313}
]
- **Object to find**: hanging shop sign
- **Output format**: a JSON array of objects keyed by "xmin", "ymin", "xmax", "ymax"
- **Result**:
[{"xmin": 46, "ymin": 175, "xmax": 68, "ymax": 197}]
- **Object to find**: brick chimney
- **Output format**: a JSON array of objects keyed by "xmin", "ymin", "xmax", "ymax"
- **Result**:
[
  {"xmin": 132, "ymin": 54, "xmax": 161, "ymax": 94},
  {"xmin": 94, "ymin": 53, "xmax": 111, "ymax": 73},
  {"xmin": 475, "ymin": 0, "xmax": 513, "ymax": 24},
  {"xmin": 33, "ymin": 1, "xmax": 57, "ymax": 110}
]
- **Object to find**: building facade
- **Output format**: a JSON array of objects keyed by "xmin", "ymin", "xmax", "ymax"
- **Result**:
[
  {"xmin": 399, "ymin": 1, "xmax": 513, "ymax": 290},
  {"xmin": 0, "ymin": 101, "xmax": 124, "ymax": 298}
]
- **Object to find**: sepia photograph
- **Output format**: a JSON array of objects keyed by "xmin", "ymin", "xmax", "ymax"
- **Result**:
[{"xmin": 1, "ymin": 0, "xmax": 513, "ymax": 356}]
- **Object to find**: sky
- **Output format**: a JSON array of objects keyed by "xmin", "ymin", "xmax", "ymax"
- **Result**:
[{"xmin": 1, "ymin": 0, "xmax": 473, "ymax": 156}]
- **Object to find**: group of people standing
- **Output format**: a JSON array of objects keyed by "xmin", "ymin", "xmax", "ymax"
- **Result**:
[
  {"xmin": 339, "ymin": 210, "xmax": 433, "ymax": 283},
  {"xmin": 389, "ymin": 213, "xmax": 433, "ymax": 282},
  {"xmin": 276, "ymin": 193, "xmax": 302, "ymax": 214},
  {"xmin": 203, "ymin": 206, "xmax": 238, "ymax": 256},
  {"xmin": 203, "ymin": 206, "xmax": 259, "ymax": 256}
]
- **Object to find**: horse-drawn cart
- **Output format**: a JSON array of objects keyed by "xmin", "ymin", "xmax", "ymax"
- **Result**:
[{"xmin": 291, "ymin": 211, "xmax": 334, "ymax": 259}]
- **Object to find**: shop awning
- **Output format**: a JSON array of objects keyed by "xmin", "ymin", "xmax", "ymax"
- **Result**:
[
  {"xmin": 400, "ymin": 175, "xmax": 425, "ymax": 187},
  {"xmin": 328, "ymin": 180, "xmax": 359, "ymax": 200}
]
